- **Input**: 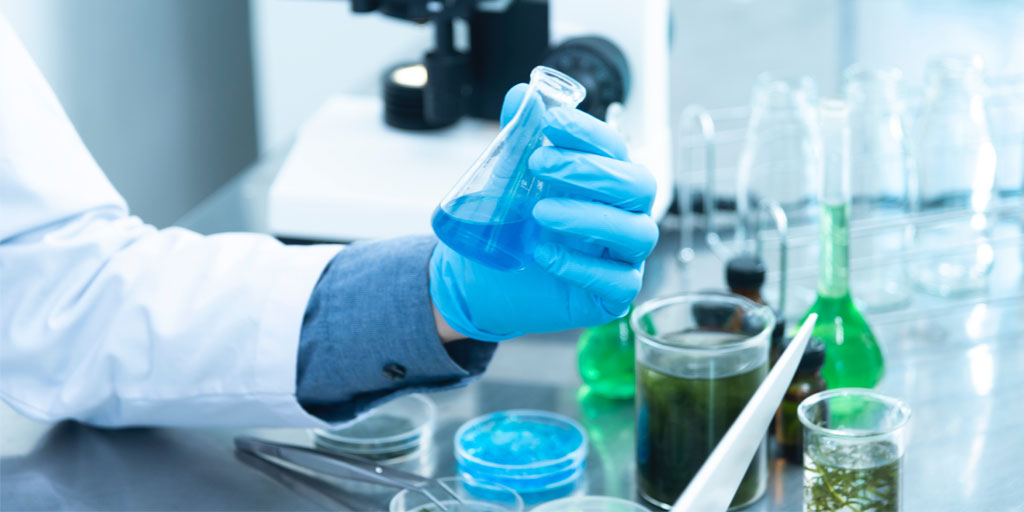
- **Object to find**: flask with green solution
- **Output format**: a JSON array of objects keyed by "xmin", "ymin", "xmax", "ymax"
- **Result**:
[
  {"xmin": 800, "ymin": 100, "xmax": 884, "ymax": 389},
  {"xmin": 577, "ymin": 306, "xmax": 635, "ymax": 399}
]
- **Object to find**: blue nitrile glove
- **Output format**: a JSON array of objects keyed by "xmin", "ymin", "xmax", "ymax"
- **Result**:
[{"xmin": 429, "ymin": 83, "xmax": 659, "ymax": 341}]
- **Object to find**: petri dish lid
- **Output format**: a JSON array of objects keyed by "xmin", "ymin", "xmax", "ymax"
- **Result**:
[
  {"xmin": 531, "ymin": 496, "xmax": 648, "ymax": 512},
  {"xmin": 455, "ymin": 410, "xmax": 588, "ymax": 478},
  {"xmin": 313, "ymin": 394, "xmax": 436, "ymax": 456}
]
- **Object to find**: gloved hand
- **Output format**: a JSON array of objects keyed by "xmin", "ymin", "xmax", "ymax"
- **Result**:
[{"xmin": 429, "ymin": 83, "xmax": 659, "ymax": 341}]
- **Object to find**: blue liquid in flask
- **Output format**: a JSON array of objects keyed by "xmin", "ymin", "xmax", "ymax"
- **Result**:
[{"xmin": 432, "ymin": 194, "xmax": 539, "ymax": 271}]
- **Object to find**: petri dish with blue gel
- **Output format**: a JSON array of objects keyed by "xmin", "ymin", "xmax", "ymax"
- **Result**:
[{"xmin": 455, "ymin": 410, "xmax": 588, "ymax": 504}]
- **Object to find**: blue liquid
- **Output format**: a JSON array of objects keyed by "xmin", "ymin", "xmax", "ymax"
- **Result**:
[{"xmin": 432, "ymin": 194, "xmax": 538, "ymax": 271}]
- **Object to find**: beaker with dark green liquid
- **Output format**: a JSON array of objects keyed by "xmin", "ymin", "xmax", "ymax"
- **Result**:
[{"xmin": 631, "ymin": 293, "xmax": 775, "ymax": 510}]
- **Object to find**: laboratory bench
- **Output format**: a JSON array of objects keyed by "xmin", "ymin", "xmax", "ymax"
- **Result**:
[{"xmin": 3, "ymin": 152, "xmax": 1024, "ymax": 511}]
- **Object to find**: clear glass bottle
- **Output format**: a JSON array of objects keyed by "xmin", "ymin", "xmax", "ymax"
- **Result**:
[
  {"xmin": 577, "ymin": 305, "xmax": 635, "ymax": 400},
  {"xmin": 736, "ymin": 74, "xmax": 820, "ymax": 252},
  {"xmin": 909, "ymin": 56, "xmax": 996, "ymax": 296},
  {"xmin": 800, "ymin": 100, "xmax": 884, "ymax": 389},
  {"xmin": 431, "ymin": 66, "xmax": 586, "ymax": 271},
  {"xmin": 844, "ymin": 66, "xmax": 912, "ymax": 312},
  {"xmin": 985, "ymin": 74, "xmax": 1024, "ymax": 198}
]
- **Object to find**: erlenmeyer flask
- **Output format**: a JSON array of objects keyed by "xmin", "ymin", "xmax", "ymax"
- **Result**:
[
  {"xmin": 909, "ymin": 56, "xmax": 996, "ymax": 296},
  {"xmin": 431, "ymin": 66, "xmax": 586, "ymax": 271},
  {"xmin": 736, "ymin": 74, "xmax": 820, "ymax": 253},
  {"xmin": 844, "ymin": 66, "xmax": 911, "ymax": 311}
]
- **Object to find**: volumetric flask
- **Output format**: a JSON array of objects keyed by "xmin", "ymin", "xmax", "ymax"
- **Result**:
[
  {"xmin": 843, "ymin": 66, "xmax": 911, "ymax": 312},
  {"xmin": 910, "ymin": 55, "xmax": 996, "ymax": 296},
  {"xmin": 431, "ymin": 66, "xmax": 586, "ymax": 271},
  {"xmin": 631, "ymin": 293, "xmax": 775, "ymax": 511},
  {"xmin": 736, "ymin": 73, "xmax": 820, "ymax": 252},
  {"xmin": 798, "ymin": 389, "xmax": 910, "ymax": 512}
]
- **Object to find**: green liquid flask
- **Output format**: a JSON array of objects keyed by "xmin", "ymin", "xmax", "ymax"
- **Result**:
[
  {"xmin": 577, "ymin": 306, "xmax": 635, "ymax": 400},
  {"xmin": 799, "ymin": 100, "xmax": 884, "ymax": 389}
]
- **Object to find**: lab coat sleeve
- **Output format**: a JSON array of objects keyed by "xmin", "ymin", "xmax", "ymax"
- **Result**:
[
  {"xmin": 296, "ymin": 235, "xmax": 497, "ymax": 423},
  {"xmin": 0, "ymin": 12, "xmax": 328, "ymax": 427}
]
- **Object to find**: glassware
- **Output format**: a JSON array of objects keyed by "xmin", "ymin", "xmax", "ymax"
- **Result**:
[
  {"xmin": 774, "ymin": 337, "xmax": 826, "ymax": 463},
  {"xmin": 531, "ymin": 496, "xmax": 648, "ymax": 512},
  {"xmin": 736, "ymin": 73, "xmax": 820, "ymax": 253},
  {"xmin": 431, "ymin": 66, "xmax": 586, "ymax": 271},
  {"xmin": 389, "ymin": 476, "xmax": 524, "ymax": 512},
  {"xmin": 985, "ymin": 74, "xmax": 1024, "ymax": 198},
  {"xmin": 577, "ymin": 305, "xmax": 635, "ymax": 400},
  {"xmin": 843, "ymin": 65, "xmax": 912, "ymax": 312},
  {"xmin": 909, "ymin": 55, "xmax": 996, "ymax": 296},
  {"xmin": 631, "ymin": 293, "xmax": 775, "ymax": 511},
  {"xmin": 800, "ymin": 100, "xmax": 884, "ymax": 389},
  {"xmin": 454, "ymin": 410, "xmax": 588, "ymax": 505},
  {"xmin": 798, "ymin": 389, "xmax": 911, "ymax": 512}
]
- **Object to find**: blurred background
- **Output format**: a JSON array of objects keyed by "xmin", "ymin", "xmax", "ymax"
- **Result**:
[{"xmin": 1, "ymin": 0, "xmax": 1022, "ymax": 227}]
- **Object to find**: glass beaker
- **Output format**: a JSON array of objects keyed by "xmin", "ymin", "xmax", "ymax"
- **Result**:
[
  {"xmin": 631, "ymin": 293, "xmax": 775, "ymax": 511},
  {"xmin": 798, "ymin": 389, "xmax": 911, "ymax": 512},
  {"xmin": 985, "ymin": 74, "xmax": 1024, "ymax": 198},
  {"xmin": 736, "ymin": 73, "xmax": 820, "ymax": 253},
  {"xmin": 843, "ymin": 66, "xmax": 912, "ymax": 312},
  {"xmin": 431, "ymin": 66, "xmax": 586, "ymax": 271},
  {"xmin": 909, "ymin": 55, "xmax": 996, "ymax": 296}
]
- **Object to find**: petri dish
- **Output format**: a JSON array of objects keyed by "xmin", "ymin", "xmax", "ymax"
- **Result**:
[
  {"xmin": 390, "ymin": 476, "xmax": 523, "ymax": 512},
  {"xmin": 312, "ymin": 394, "xmax": 436, "ymax": 462},
  {"xmin": 454, "ymin": 410, "xmax": 588, "ymax": 504},
  {"xmin": 531, "ymin": 496, "xmax": 648, "ymax": 512}
]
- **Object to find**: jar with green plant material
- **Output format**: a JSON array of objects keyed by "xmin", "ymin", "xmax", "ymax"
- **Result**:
[
  {"xmin": 798, "ymin": 388, "xmax": 911, "ymax": 512},
  {"xmin": 774, "ymin": 337, "xmax": 826, "ymax": 463},
  {"xmin": 632, "ymin": 293, "xmax": 775, "ymax": 511},
  {"xmin": 577, "ymin": 305, "xmax": 635, "ymax": 399}
]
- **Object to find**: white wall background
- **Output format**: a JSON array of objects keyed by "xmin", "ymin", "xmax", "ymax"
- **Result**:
[{"xmin": 0, "ymin": 0, "xmax": 257, "ymax": 227}]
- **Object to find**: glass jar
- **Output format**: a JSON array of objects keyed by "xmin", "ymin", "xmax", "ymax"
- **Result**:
[
  {"xmin": 909, "ymin": 55, "xmax": 996, "ymax": 296},
  {"xmin": 798, "ymin": 389, "xmax": 911, "ymax": 512},
  {"xmin": 736, "ymin": 74, "xmax": 820, "ymax": 253},
  {"xmin": 631, "ymin": 293, "xmax": 775, "ymax": 511},
  {"xmin": 843, "ymin": 65, "xmax": 912, "ymax": 312}
]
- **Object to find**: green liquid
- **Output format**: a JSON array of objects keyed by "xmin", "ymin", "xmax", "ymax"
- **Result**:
[
  {"xmin": 636, "ymin": 339, "xmax": 767, "ymax": 509},
  {"xmin": 577, "ymin": 313, "xmax": 636, "ymax": 399},
  {"xmin": 801, "ymin": 201, "xmax": 884, "ymax": 388},
  {"xmin": 804, "ymin": 442, "xmax": 901, "ymax": 512}
]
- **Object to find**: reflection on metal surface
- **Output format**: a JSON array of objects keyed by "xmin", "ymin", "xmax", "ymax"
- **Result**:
[
  {"xmin": 966, "ymin": 344, "xmax": 994, "ymax": 396},
  {"xmin": 965, "ymin": 303, "xmax": 990, "ymax": 340}
]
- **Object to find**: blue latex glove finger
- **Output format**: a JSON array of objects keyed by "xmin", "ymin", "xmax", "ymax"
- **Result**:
[
  {"xmin": 534, "ymin": 243, "xmax": 642, "ymax": 314},
  {"xmin": 543, "ymin": 107, "xmax": 630, "ymax": 161},
  {"xmin": 529, "ymin": 146, "xmax": 657, "ymax": 214},
  {"xmin": 533, "ymin": 197, "xmax": 659, "ymax": 264},
  {"xmin": 499, "ymin": 83, "xmax": 530, "ymax": 128}
]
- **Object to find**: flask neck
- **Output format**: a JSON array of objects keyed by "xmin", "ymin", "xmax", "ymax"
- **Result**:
[{"xmin": 817, "ymin": 100, "xmax": 851, "ymax": 298}]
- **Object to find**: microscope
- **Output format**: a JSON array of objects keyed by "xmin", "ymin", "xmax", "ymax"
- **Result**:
[{"xmin": 268, "ymin": 0, "xmax": 671, "ymax": 242}]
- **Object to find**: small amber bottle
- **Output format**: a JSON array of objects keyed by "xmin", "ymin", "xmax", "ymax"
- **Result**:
[
  {"xmin": 774, "ymin": 337, "xmax": 827, "ymax": 463},
  {"xmin": 726, "ymin": 254, "xmax": 767, "ymax": 305}
]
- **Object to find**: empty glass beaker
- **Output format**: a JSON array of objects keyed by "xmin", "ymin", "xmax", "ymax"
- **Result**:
[
  {"xmin": 431, "ymin": 66, "xmax": 586, "ymax": 271},
  {"xmin": 798, "ymin": 389, "xmax": 911, "ymax": 512},
  {"xmin": 843, "ymin": 65, "xmax": 911, "ymax": 312},
  {"xmin": 736, "ymin": 73, "xmax": 820, "ymax": 253},
  {"xmin": 909, "ymin": 55, "xmax": 996, "ymax": 296},
  {"xmin": 985, "ymin": 74, "xmax": 1024, "ymax": 198},
  {"xmin": 632, "ymin": 293, "xmax": 775, "ymax": 511}
]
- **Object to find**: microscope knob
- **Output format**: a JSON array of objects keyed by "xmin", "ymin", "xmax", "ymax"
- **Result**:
[{"xmin": 543, "ymin": 37, "xmax": 630, "ymax": 121}]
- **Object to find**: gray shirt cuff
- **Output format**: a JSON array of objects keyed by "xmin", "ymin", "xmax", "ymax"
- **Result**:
[{"xmin": 295, "ymin": 235, "xmax": 497, "ymax": 423}]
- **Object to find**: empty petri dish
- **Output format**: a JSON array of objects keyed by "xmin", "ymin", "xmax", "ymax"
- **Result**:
[
  {"xmin": 454, "ymin": 410, "xmax": 588, "ymax": 504},
  {"xmin": 531, "ymin": 496, "xmax": 649, "ymax": 511},
  {"xmin": 389, "ymin": 476, "xmax": 524, "ymax": 512},
  {"xmin": 312, "ymin": 394, "xmax": 436, "ymax": 462}
]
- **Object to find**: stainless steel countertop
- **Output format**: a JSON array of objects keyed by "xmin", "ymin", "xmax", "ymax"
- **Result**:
[{"xmin": 3, "ymin": 153, "xmax": 1023, "ymax": 511}]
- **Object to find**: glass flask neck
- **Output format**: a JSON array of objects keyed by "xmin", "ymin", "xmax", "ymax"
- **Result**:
[
  {"xmin": 818, "ymin": 100, "xmax": 851, "ymax": 298},
  {"xmin": 925, "ymin": 55, "xmax": 985, "ymax": 98},
  {"xmin": 750, "ymin": 74, "xmax": 817, "ymax": 117},
  {"xmin": 845, "ymin": 67, "xmax": 903, "ymax": 113}
]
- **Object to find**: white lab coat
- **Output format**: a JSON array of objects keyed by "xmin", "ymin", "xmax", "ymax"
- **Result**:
[{"xmin": 0, "ymin": 13, "xmax": 341, "ymax": 428}]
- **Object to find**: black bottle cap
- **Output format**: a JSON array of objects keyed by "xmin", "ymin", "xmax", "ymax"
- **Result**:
[
  {"xmin": 771, "ymin": 314, "xmax": 787, "ymax": 349},
  {"xmin": 791, "ymin": 336, "xmax": 826, "ymax": 374},
  {"xmin": 726, "ymin": 253, "xmax": 767, "ymax": 291}
]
